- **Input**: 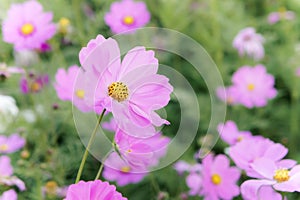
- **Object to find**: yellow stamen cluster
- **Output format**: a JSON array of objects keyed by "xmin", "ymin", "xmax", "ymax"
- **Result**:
[
  {"xmin": 211, "ymin": 174, "xmax": 222, "ymax": 185},
  {"xmin": 21, "ymin": 23, "xmax": 35, "ymax": 36},
  {"xmin": 58, "ymin": 17, "xmax": 71, "ymax": 35},
  {"xmin": 0, "ymin": 144, "xmax": 8, "ymax": 151},
  {"xmin": 31, "ymin": 82, "xmax": 41, "ymax": 92},
  {"xmin": 108, "ymin": 82, "xmax": 129, "ymax": 102},
  {"xmin": 123, "ymin": 16, "xmax": 135, "ymax": 25},
  {"xmin": 75, "ymin": 90, "xmax": 85, "ymax": 99},
  {"xmin": 121, "ymin": 166, "xmax": 131, "ymax": 173},
  {"xmin": 45, "ymin": 181, "xmax": 58, "ymax": 195},
  {"xmin": 247, "ymin": 83, "xmax": 255, "ymax": 91},
  {"xmin": 273, "ymin": 169, "xmax": 290, "ymax": 182}
]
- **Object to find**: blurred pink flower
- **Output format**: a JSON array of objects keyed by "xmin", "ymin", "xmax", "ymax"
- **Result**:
[
  {"xmin": 186, "ymin": 173, "xmax": 202, "ymax": 196},
  {"xmin": 77, "ymin": 35, "xmax": 173, "ymax": 137},
  {"xmin": 241, "ymin": 158, "xmax": 300, "ymax": 198},
  {"xmin": 0, "ymin": 156, "xmax": 26, "ymax": 191},
  {"xmin": 231, "ymin": 65, "xmax": 277, "ymax": 108},
  {"xmin": 233, "ymin": 27, "xmax": 265, "ymax": 60},
  {"xmin": 104, "ymin": 0, "xmax": 150, "ymax": 34},
  {"xmin": 65, "ymin": 180, "xmax": 127, "ymax": 200},
  {"xmin": 173, "ymin": 161, "xmax": 201, "ymax": 175},
  {"xmin": 2, "ymin": 0, "xmax": 56, "ymax": 51},
  {"xmin": 200, "ymin": 154, "xmax": 240, "ymax": 200},
  {"xmin": 103, "ymin": 152, "xmax": 147, "ymax": 186},
  {"xmin": 268, "ymin": 10, "xmax": 295, "ymax": 24},
  {"xmin": 0, "ymin": 134, "xmax": 25, "ymax": 154},
  {"xmin": 0, "ymin": 63, "xmax": 24, "ymax": 79},
  {"xmin": 229, "ymin": 137, "xmax": 295, "ymax": 178},
  {"xmin": 216, "ymin": 86, "xmax": 238, "ymax": 105},
  {"xmin": 54, "ymin": 65, "xmax": 93, "ymax": 112},
  {"xmin": 0, "ymin": 189, "xmax": 17, "ymax": 200},
  {"xmin": 296, "ymin": 67, "xmax": 300, "ymax": 77},
  {"xmin": 217, "ymin": 120, "xmax": 253, "ymax": 145},
  {"xmin": 20, "ymin": 73, "xmax": 49, "ymax": 94},
  {"xmin": 0, "ymin": 156, "xmax": 13, "ymax": 177},
  {"xmin": 242, "ymin": 185, "xmax": 284, "ymax": 200}
]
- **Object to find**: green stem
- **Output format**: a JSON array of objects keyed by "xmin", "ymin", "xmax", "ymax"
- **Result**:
[
  {"xmin": 94, "ymin": 152, "xmax": 111, "ymax": 180},
  {"xmin": 75, "ymin": 109, "xmax": 106, "ymax": 183}
]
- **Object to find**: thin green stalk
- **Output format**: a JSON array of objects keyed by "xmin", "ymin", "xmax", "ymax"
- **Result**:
[
  {"xmin": 94, "ymin": 152, "xmax": 111, "ymax": 180},
  {"xmin": 75, "ymin": 109, "xmax": 106, "ymax": 183}
]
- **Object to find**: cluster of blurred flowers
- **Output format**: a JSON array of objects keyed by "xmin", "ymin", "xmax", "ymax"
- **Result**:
[{"xmin": 174, "ymin": 120, "xmax": 300, "ymax": 200}]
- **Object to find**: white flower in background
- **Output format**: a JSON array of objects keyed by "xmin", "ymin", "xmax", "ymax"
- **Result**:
[
  {"xmin": 0, "ymin": 95, "xmax": 19, "ymax": 133},
  {"xmin": 14, "ymin": 50, "xmax": 38, "ymax": 67}
]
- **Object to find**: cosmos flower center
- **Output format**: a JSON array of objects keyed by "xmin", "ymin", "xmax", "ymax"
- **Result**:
[
  {"xmin": 211, "ymin": 174, "xmax": 222, "ymax": 185},
  {"xmin": 58, "ymin": 17, "xmax": 70, "ymax": 34},
  {"xmin": 121, "ymin": 166, "xmax": 131, "ymax": 173},
  {"xmin": 236, "ymin": 135, "xmax": 244, "ymax": 142},
  {"xmin": 30, "ymin": 82, "xmax": 41, "ymax": 92},
  {"xmin": 75, "ymin": 90, "xmax": 85, "ymax": 99},
  {"xmin": 108, "ymin": 82, "xmax": 129, "ymax": 102},
  {"xmin": 273, "ymin": 169, "xmax": 290, "ymax": 182},
  {"xmin": 21, "ymin": 23, "xmax": 35, "ymax": 36},
  {"xmin": 45, "ymin": 181, "xmax": 58, "ymax": 195},
  {"xmin": 0, "ymin": 144, "xmax": 8, "ymax": 151},
  {"xmin": 247, "ymin": 83, "xmax": 255, "ymax": 91},
  {"xmin": 123, "ymin": 16, "xmax": 135, "ymax": 25}
]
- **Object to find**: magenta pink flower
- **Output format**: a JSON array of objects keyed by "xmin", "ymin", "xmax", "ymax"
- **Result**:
[
  {"xmin": 241, "ymin": 158, "xmax": 300, "ymax": 198},
  {"xmin": 174, "ymin": 161, "xmax": 201, "ymax": 175},
  {"xmin": 231, "ymin": 65, "xmax": 277, "ymax": 108},
  {"xmin": 114, "ymin": 129, "xmax": 170, "ymax": 169},
  {"xmin": 217, "ymin": 120, "xmax": 253, "ymax": 145},
  {"xmin": 200, "ymin": 154, "xmax": 240, "ymax": 200},
  {"xmin": 216, "ymin": 86, "xmax": 239, "ymax": 105},
  {"xmin": 2, "ymin": 0, "xmax": 56, "ymax": 51},
  {"xmin": 233, "ymin": 27, "xmax": 265, "ymax": 60},
  {"xmin": 54, "ymin": 65, "xmax": 93, "ymax": 112},
  {"xmin": 186, "ymin": 173, "xmax": 202, "ymax": 196},
  {"xmin": 229, "ymin": 137, "xmax": 295, "ymax": 178},
  {"xmin": 20, "ymin": 73, "xmax": 49, "ymax": 94},
  {"xmin": 77, "ymin": 35, "xmax": 173, "ymax": 136},
  {"xmin": 65, "ymin": 180, "xmax": 127, "ymax": 200},
  {"xmin": 268, "ymin": 9, "xmax": 295, "ymax": 24},
  {"xmin": 0, "ymin": 134, "xmax": 25, "ymax": 154},
  {"xmin": 104, "ymin": 0, "xmax": 150, "ymax": 34},
  {"xmin": 0, "ymin": 190, "xmax": 17, "ymax": 200},
  {"xmin": 103, "ymin": 152, "xmax": 147, "ymax": 186}
]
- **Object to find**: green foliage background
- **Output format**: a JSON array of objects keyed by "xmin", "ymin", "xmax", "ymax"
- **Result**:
[{"xmin": 0, "ymin": 0, "xmax": 300, "ymax": 199}]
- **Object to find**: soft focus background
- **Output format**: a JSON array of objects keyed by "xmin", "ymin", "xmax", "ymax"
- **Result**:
[{"xmin": 1, "ymin": 0, "xmax": 300, "ymax": 199}]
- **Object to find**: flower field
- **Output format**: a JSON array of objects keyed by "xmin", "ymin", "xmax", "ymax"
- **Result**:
[{"xmin": 0, "ymin": 0, "xmax": 300, "ymax": 199}]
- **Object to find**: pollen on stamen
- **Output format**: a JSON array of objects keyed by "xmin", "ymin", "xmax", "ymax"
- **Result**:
[
  {"xmin": 247, "ymin": 83, "xmax": 255, "ymax": 91},
  {"xmin": 121, "ymin": 166, "xmax": 131, "ymax": 173},
  {"xmin": 123, "ymin": 16, "xmax": 135, "ymax": 25},
  {"xmin": 273, "ymin": 169, "xmax": 290, "ymax": 182},
  {"xmin": 0, "ymin": 144, "xmax": 8, "ymax": 151},
  {"xmin": 76, "ymin": 90, "xmax": 85, "ymax": 99},
  {"xmin": 108, "ymin": 82, "xmax": 129, "ymax": 102}
]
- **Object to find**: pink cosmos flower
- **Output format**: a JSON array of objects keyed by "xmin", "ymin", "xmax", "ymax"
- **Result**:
[
  {"xmin": 104, "ymin": 0, "xmax": 150, "ymax": 34},
  {"xmin": 114, "ymin": 129, "xmax": 170, "ymax": 169},
  {"xmin": 241, "ymin": 158, "xmax": 300, "ymax": 198},
  {"xmin": 231, "ymin": 65, "xmax": 277, "ymax": 108},
  {"xmin": 216, "ymin": 86, "xmax": 238, "ymax": 105},
  {"xmin": 233, "ymin": 27, "xmax": 265, "ymax": 60},
  {"xmin": 103, "ymin": 152, "xmax": 147, "ymax": 186},
  {"xmin": 20, "ymin": 73, "xmax": 49, "ymax": 94},
  {"xmin": 54, "ymin": 65, "xmax": 92, "ymax": 112},
  {"xmin": 268, "ymin": 9, "xmax": 295, "ymax": 24},
  {"xmin": 0, "ymin": 63, "xmax": 24, "ymax": 79},
  {"xmin": 77, "ymin": 35, "xmax": 173, "ymax": 136},
  {"xmin": 200, "ymin": 154, "xmax": 240, "ymax": 200},
  {"xmin": 0, "ymin": 156, "xmax": 13, "ymax": 177},
  {"xmin": 173, "ymin": 161, "xmax": 201, "ymax": 175},
  {"xmin": 0, "ymin": 156, "xmax": 26, "ymax": 191},
  {"xmin": 217, "ymin": 120, "xmax": 253, "ymax": 145},
  {"xmin": 0, "ymin": 190, "xmax": 17, "ymax": 200},
  {"xmin": 229, "ymin": 137, "xmax": 295, "ymax": 178},
  {"xmin": 65, "ymin": 180, "xmax": 127, "ymax": 200},
  {"xmin": 0, "ymin": 134, "xmax": 25, "ymax": 154},
  {"xmin": 242, "ymin": 185, "xmax": 284, "ymax": 200},
  {"xmin": 2, "ymin": 0, "xmax": 56, "ymax": 51},
  {"xmin": 186, "ymin": 173, "xmax": 202, "ymax": 196}
]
